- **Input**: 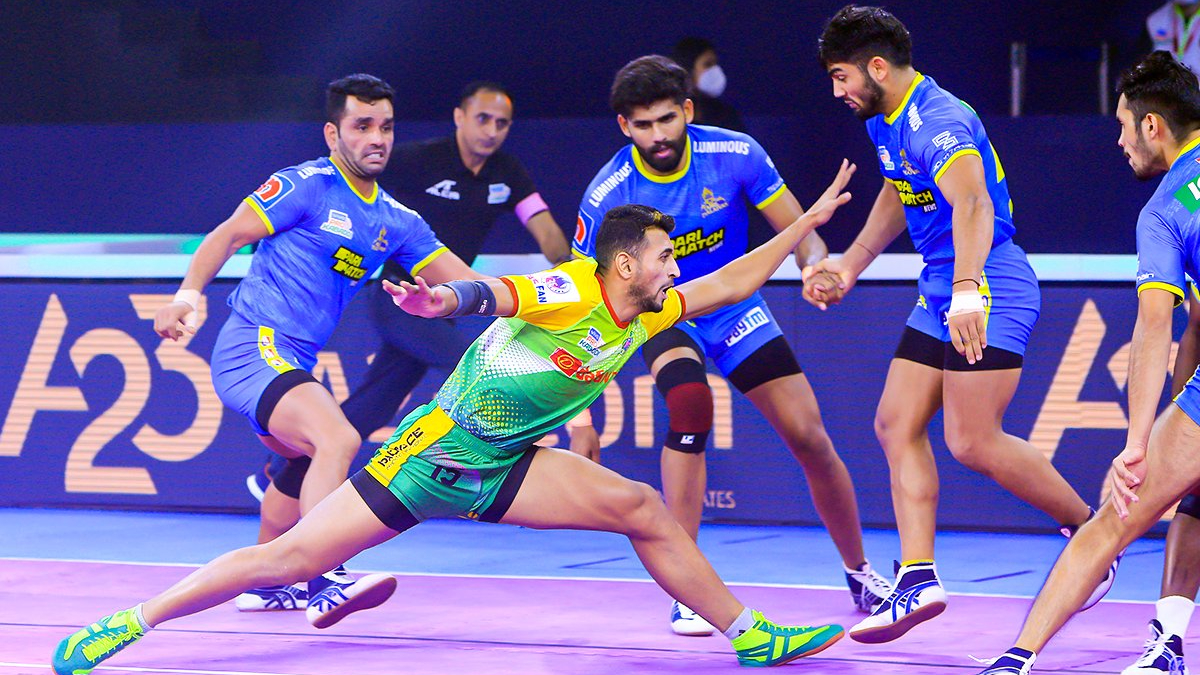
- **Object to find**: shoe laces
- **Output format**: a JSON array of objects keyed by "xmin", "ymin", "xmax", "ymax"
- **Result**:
[
  {"xmin": 1134, "ymin": 622, "xmax": 1178, "ymax": 666},
  {"xmin": 855, "ymin": 565, "xmax": 894, "ymax": 599},
  {"xmin": 81, "ymin": 619, "xmax": 141, "ymax": 662}
]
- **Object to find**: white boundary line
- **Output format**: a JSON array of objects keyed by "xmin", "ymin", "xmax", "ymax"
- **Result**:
[{"xmin": 0, "ymin": 555, "xmax": 1152, "ymax": 604}]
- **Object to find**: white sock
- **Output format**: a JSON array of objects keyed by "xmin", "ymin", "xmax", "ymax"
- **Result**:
[
  {"xmin": 723, "ymin": 607, "xmax": 755, "ymax": 640},
  {"xmin": 133, "ymin": 603, "xmax": 152, "ymax": 631},
  {"xmin": 1157, "ymin": 595, "xmax": 1195, "ymax": 636}
]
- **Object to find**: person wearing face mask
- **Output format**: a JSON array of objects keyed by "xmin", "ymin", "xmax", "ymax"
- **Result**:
[
  {"xmin": 672, "ymin": 37, "xmax": 746, "ymax": 132},
  {"xmin": 1148, "ymin": 0, "xmax": 1200, "ymax": 76}
]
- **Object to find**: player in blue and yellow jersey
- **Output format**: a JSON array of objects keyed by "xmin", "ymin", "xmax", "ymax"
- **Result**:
[
  {"xmin": 148, "ymin": 74, "xmax": 485, "ymax": 628},
  {"xmin": 572, "ymin": 55, "xmax": 892, "ymax": 635},
  {"xmin": 976, "ymin": 52, "xmax": 1200, "ymax": 675},
  {"xmin": 809, "ymin": 6, "xmax": 1115, "ymax": 644},
  {"xmin": 53, "ymin": 171, "xmax": 856, "ymax": 674}
]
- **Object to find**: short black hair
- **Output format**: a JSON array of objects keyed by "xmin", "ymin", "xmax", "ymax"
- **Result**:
[
  {"xmin": 672, "ymin": 37, "xmax": 716, "ymax": 74},
  {"xmin": 325, "ymin": 74, "xmax": 395, "ymax": 124},
  {"xmin": 818, "ymin": 5, "xmax": 913, "ymax": 69},
  {"xmin": 610, "ymin": 55, "xmax": 691, "ymax": 117},
  {"xmin": 1117, "ymin": 51, "xmax": 1200, "ymax": 139},
  {"xmin": 595, "ymin": 204, "xmax": 676, "ymax": 271},
  {"xmin": 459, "ymin": 81, "xmax": 513, "ymax": 108}
]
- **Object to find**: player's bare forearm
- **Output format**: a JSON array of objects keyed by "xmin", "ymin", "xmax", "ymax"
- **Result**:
[
  {"xmin": 949, "ymin": 193, "xmax": 992, "ymax": 284},
  {"xmin": 842, "ymin": 182, "xmax": 906, "ymax": 275},
  {"xmin": 794, "ymin": 232, "xmax": 829, "ymax": 268},
  {"xmin": 181, "ymin": 203, "xmax": 269, "ymax": 292},
  {"xmin": 1126, "ymin": 289, "xmax": 1177, "ymax": 450}
]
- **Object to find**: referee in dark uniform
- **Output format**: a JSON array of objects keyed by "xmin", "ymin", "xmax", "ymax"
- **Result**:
[{"xmin": 341, "ymin": 81, "xmax": 573, "ymax": 439}]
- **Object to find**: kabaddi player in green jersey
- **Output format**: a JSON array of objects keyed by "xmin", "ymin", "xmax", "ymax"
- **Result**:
[{"xmin": 53, "ymin": 162, "xmax": 857, "ymax": 673}]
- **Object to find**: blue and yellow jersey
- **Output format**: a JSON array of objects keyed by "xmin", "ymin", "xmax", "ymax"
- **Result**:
[
  {"xmin": 865, "ymin": 73, "xmax": 1015, "ymax": 264},
  {"xmin": 230, "ymin": 156, "xmax": 448, "ymax": 350},
  {"xmin": 1135, "ymin": 137, "xmax": 1200, "ymax": 306},
  {"xmin": 572, "ymin": 125, "xmax": 787, "ymax": 282},
  {"xmin": 434, "ymin": 258, "xmax": 684, "ymax": 453}
]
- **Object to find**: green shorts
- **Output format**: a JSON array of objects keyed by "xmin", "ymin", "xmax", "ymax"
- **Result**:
[{"xmin": 350, "ymin": 402, "xmax": 535, "ymax": 529}]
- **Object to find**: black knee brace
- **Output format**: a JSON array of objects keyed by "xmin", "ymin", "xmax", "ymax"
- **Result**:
[
  {"xmin": 1178, "ymin": 493, "xmax": 1200, "ymax": 521},
  {"xmin": 655, "ymin": 358, "xmax": 712, "ymax": 454},
  {"xmin": 272, "ymin": 456, "xmax": 312, "ymax": 499}
]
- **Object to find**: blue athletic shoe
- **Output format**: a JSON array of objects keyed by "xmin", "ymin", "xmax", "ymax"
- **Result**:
[
  {"xmin": 976, "ymin": 647, "xmax": 1036, "ymax": 675},
  {"xmin": 1123, "ymin": 620, "xmax": 1188, "ymax": 675},
  {"xmin": 53, "ymin": 608, "xmax": 144, "ymax": 675},
  {"xmin": 849, "ymin": 560, "xmax": 946, "ymax": 643},
  {"xmin": 234, "ymin": 583, "xmax": 308, "ymax": 611},
  {"xmin": 306, "ymin": 571, "xmax": 397, "ymax": 629}
]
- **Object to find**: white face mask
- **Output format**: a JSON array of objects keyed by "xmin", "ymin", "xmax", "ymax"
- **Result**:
[{"xmin": 697, "ymin": 65, "xmax": 727, "ymax": 98}]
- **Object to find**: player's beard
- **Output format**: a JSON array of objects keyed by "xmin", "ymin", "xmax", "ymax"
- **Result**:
[
  {"xmin": 1126, "ymin": 127, "xmax": 1157, "ymax": 181},
  {"xmin": 636, "ymin": 132, "xmax": 688, "ymax": 173},
  {"xmin": 853, "ymin": 76, "xmax": 887, "ymax": 120},
  {"xmin": 629, "ymin": 274, "xmax": 668, "ymax": 313}
]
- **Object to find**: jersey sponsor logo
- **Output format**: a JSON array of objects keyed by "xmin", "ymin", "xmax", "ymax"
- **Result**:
[
  {"xmin": 574, "ymin": 214, "xmax": 589, "ymax": 247},
  {"xmin": 700, "ymin": 187, "xmax": 730, "ymax": 218},
  {"xmin": 577, "ymin": 326, "xmax": 604, "ymax": 356},
  {"xmin": 1136, "ymin": 272, "xmax": 1155, "ymax": 283},
  {"xmin": 371, "ymin": 225, "xmax": 389, "ymax": 252},
  {"xmin": 1173, "ymin": 179, "xmax": 1200, "ymax": 213},
  {"xmin": 878, "ymin": 146, "xmax": 895, "ymax": 171},
  {"xmin": 297, "ymin": 165, "xmax": 336, "ymax": 179},
  {"xmin": 549, "ymin": 347, "xmax": 617, "ymax": 383},
  {"xmin": 526, "ymin": 271, "xmax": 580, "ymax": 304},
  {"xmin": 892, "ymin": 179, "xmax": 936, "ymax": 210},
  {"xmin": 252, "ymin": 174, "xmax": 295, "ymax": 211},
  {"xmin": 331, "ymin": 246, "xmax": 367, "ymax": 282},
  {"xmin": 319, "ymin": 209, "xmax": 354, "ymax": 239},
  {"xmin": 900, "ymin": 150, "xmax": 920, "ymax": 176},
  {"xmin": 487, "ymin": 182, "xmax": 511, "ymax": 205},
  {"xmin": 674, "ymin": 227, "xmax": 725, "ymax": 258},
  {"xmin": 724, "ymin": 307, "xmax": 769, "ymax": 347},
  {"xmin": 587, "ymin": 161, "xmax": 633, "ymax": 208},
  {"xmin": 425, "ymin": 179, "xmax": 461, "ymax": 200},
  {"xmin": 907, "ymin": 105, "xmax": 923, "ymax": 131},
  {"xmin": 691, "ymin": 139, "xmax": 750, "ymax": 155},
  {"xmin": 256, "ymin": 327, "xmax": 295, "ymax": 374},
  {"xmin": 932, "ymin": 130, "xmax": 960, "ymax": 151}
]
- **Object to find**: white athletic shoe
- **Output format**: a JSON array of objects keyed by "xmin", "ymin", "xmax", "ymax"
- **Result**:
[
  {"xmin": 849, "ymin": 561, "xmax": 947, "ymax": 643},
  {"xmin": 306, "ymin": 572, "xmax": 397, "ymax": 629},
  {"xmin": 1122, "ymin": 620, "xmax": 1189, "ymax": 675},
  {"xmin": 670, "ymin": 600, "xmax": 715, "ymax": 636},
  {"xmin": 845, "ymin": 561, "xmax": 894, "ymax": 613},
  {"xmin": 234, "ymin": 584, "xmax": 308, "ymax": 611}
]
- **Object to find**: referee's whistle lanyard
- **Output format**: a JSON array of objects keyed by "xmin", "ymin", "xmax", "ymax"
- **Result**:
[{"xmin": 1174, "ymin": 5, "xmax": 1200, "ymax": 61}]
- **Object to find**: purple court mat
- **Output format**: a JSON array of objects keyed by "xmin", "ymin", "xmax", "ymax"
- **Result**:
[{"xmin": 1, "ymin": 558, "xmax": 1184, "ymax": 674}]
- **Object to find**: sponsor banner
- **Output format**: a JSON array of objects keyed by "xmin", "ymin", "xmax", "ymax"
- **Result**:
[{"xmin": 0, "ymin": 281, "xmax": 1180, "ymax": 530}]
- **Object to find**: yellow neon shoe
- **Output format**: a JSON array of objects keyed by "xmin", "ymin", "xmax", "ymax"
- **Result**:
[
  {"xmin": 52, "ymin": 608, "xmax": 144, "ymax": 675},
  {"xmin": 731, "ymin": 610, "xmax": 844, "ymax": 667}
]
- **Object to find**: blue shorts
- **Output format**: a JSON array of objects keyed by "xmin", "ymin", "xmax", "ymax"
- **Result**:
[
  {"xmin": 676, "ymin": 292, "xmax": 784, "ymax": 374},
  {"xmin": 211, "ymin": 311, "xmax": 319, "ymax": 435},
  {"xmin": 905, "ymin": 239, "xmax": 1040, "ymax": 356},
  {"xmin": 1174, "ymin": 371, "xmax": 1200, "ymax": 427}
]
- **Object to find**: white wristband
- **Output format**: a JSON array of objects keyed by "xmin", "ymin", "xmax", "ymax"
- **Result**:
[
  {"xmin": 948, "ymin": 290, "xmax": 985, "ymax": 316},
  {"xmin": 174, "ymin": 289, "xmax": 201, "ymax": 312}
]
